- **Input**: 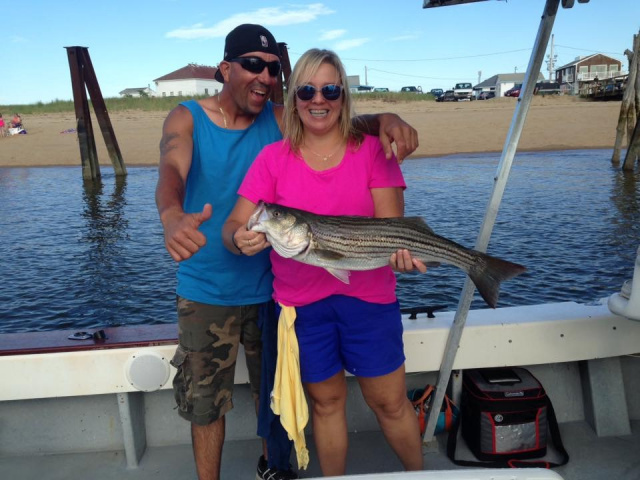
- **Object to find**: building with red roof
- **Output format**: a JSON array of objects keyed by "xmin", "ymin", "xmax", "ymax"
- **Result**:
[{"xmin": 153, "ymin": 64, "xmax": 222, "ymax": 98}]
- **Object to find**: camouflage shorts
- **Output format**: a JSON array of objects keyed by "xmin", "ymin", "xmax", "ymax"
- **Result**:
[{"xmin": 170, "ymin": 297, "xmax": 263, "ymax": 426}]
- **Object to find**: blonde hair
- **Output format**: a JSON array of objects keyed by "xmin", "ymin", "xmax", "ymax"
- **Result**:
[{"xmin": 283, "ymin": 48, "xmax": 362, "ymax": 152}]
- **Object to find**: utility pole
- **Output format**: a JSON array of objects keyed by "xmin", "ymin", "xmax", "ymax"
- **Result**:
[
  {"xmin": 546, "ymin": 33, "xmax": 558, "ymax": 81},
  {"xmin": 365, "ymin": 66, "xmax": 368, "ymax": 86}
]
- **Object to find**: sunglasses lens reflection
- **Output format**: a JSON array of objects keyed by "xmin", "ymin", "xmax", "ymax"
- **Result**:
[
  {"xmin": 296, "ymin": 86, "xmax": 316, "ymax": 101},
  {"xmin": 232, "ymin": 57, "xmax": 281, "ymax": 77},
  {"xmin": 296, "ymin": 85, "xmax": 342, "ymax": 101},
  {"xmin": 323, "ymin": 85, "xmax": 341, "ymax": 100}
]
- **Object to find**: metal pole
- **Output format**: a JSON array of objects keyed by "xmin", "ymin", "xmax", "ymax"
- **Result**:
[
  {"xmin": 423, "ymin": 0, "xmax": 561, "ymax": 441},
  {"xmin": 547, "ymin": 34, "xmax": 556, "ymax": 81}
]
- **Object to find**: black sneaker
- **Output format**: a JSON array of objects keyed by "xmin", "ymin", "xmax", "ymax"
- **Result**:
[{"xmin": 256, "ymin": 455, "xmax": 299, "ymax": 480}]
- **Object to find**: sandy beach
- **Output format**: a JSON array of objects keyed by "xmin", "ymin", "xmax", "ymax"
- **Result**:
[{"xmin": 0, "ymin": 96, "xmax": 622, "ymax": 168}]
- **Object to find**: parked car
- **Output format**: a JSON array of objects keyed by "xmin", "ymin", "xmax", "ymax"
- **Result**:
[
  {"xmin": 436, "ymin": 90, "xmax": 456, "ymax": 102},
  {"xmin": 505, "ymin": 84, "xmax": 522, "ymax": 97},
  {"xmin": 534, "ymin": 81, "xmax": 560, "ymax": 95},
  {"xmin": 478, "ymin": 91, "xmax": 495, "ymax": 100},
  {"xmin": 400, "ymin": 86, "xmax": 423, "ymax": 93},
  {"xmin": 349, "ymin": 85, "xmax": 374, "ymax": 93},
  {"xmin": 373, "ymin": 87, "xmax": 389, "ymax": 92},
  {"xmin": 453, "ymin": 82, "xmax": 473, "ymax": 101},
  {"xmin": 430, "ymin": 88, "xmax": 444, "ymax": 99}
]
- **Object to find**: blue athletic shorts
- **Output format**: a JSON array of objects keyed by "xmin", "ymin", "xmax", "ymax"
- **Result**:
[{"xmin": 278, "ymin": 295, "xmax": 405, "ymax": 383}]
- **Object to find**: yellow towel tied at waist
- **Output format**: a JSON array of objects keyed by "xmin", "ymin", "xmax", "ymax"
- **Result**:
[{"xmin": 270, "ymin": 304, "xmax": 310, "ymax": 470}]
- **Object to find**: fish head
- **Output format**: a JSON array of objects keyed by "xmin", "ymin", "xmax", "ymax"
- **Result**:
[{"xmin": 247, "ymin": 202, "xmax": 310, "ymax": 258}]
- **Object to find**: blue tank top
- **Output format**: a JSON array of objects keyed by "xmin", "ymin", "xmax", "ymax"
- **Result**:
[{"xmin": 176, "ymin": 100, "xmax": 282, "ymax": 305}]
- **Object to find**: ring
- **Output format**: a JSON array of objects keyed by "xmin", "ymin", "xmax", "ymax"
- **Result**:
[{"xmin": 248, "ymin": 239, "xmax": 253, "ymax": 246}]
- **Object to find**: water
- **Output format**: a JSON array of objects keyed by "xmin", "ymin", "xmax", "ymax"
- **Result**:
[
  {"xmin": 0, "ymin": 150, "xmax": 638, "ymax": 334},
  {"xmin": 399, "ymin": 150, "xmax": 639, "ymax": 310}
]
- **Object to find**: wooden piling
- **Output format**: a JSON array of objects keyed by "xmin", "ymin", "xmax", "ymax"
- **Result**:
[
  {"xmin": 79, "ymin": 49, "xmax": 126, "ymax": 176},
  {"xmin": 65, "ymin": 46, "xmax": 126, "ymax": 180},
  {"xmin": 622, "ymin": 32, "xmax": 640, "ymax": 170},
  {"xmin": 624, "ymin": 119, "xmax": 640, "ymax": 167},
  {"xmin": 66, "ymin": 47, "xmax": 100, "ymax": 180},
  {"xmin": 612, "ymin": 32, "xmax": 640, "ymax": 168},
  {"xmin": 270, "ymin": 42, "xmax": 291, "ymax": 104}
]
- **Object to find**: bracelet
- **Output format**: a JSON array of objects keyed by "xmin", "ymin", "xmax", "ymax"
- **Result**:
[{"xmin": 231, "ymin": 233, "xmax": 244, "ymax": 255}]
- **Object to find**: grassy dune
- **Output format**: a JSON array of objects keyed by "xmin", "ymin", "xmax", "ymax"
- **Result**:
[{"xmin": 1, "ymin": 92, "xmax": 435, "ymax": 115}]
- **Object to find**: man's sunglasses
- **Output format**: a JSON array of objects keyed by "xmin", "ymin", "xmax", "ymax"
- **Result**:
[
  {"xmin": 229, "ymin": 57, "xmax": 281, "ymax": 77},
  {"xmin": 295, "ymin": 84, "xmax": 343, "ymax": 101}
]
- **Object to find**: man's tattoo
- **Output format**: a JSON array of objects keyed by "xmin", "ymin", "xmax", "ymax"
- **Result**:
[{"xmin": 159, "ymin": 133, "xmax": 179, "ymax": 155}]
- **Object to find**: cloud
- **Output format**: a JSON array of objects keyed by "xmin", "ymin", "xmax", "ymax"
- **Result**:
[
  {"xmin": 320, "ymin": 29, "xmax": 346, "ymax": 41},
  {"xmin": 9, "ymin": 36, "xmax": 27, "ymax": 44},
  {"xmin": 390, "ymin": 34, "xmax": 420, "ymax": 41},
  {"xmin": 334, "ymin": 38, "xmax": 370, "ymax": 51},
  {"xmin": 166, "ymin": 3, "xmax": 334, "ymax": 39}
]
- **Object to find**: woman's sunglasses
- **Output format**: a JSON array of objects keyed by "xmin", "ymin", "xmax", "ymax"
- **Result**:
[
  {"xmin": 229, "ymin": 57, "xmax": 281, "ymax": 77},
  {"xmin": 296, "ymin": 84, "xmax": 343, "ymax": 101}
]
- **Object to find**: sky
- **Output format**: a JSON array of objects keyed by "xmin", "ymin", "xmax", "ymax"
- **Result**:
[{"xmin": 1, "ymin": 0, "xmax": 639, "ymax": 105}]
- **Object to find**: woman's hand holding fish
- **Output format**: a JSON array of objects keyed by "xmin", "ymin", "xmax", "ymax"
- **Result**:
[
  {"xmin": 389, "ymin": 249, "xmax": 428, "ymax": 273},
  {"xmin": 232, "ymin": 226, "xmax": 269, "ymax": 256}
]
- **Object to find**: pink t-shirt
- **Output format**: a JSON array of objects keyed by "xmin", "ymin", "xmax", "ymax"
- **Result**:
[{"xmin": 239, "ymin": 134, "xmax": 406, "ymax": 307}]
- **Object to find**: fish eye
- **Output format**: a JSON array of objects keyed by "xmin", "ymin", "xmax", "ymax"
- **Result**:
[{"xmin": 273, "ymin": 211, "xmax": 281, "ymax": 217}]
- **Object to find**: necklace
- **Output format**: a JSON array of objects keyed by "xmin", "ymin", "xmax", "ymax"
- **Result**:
[
  {"xmin": 303, "ymin": 143, "xmax": 343, "ymax": 162},
  {"xmin": 216, "ymin": 95, "xmax": 255, "ymax": 129},
  {"xmin": 216, "ymin": 95, "xmax": 228, "ymax": 129}
]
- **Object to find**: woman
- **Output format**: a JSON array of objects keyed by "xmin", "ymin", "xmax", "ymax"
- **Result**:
[{"xmin": 223, "ymin": 48, "xmax": 423, "ymax": 476}]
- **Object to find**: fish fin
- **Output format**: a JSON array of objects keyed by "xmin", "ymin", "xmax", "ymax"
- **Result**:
[
  {"xmin": 313, "ymin": 249, "xmax": 346, "ymax": 261},
  {"xmin": 403, "ymin": 217, "xmax": 434, "ymax": 233},
  {"xmin": 469, "ymin": 253, "xmax": 527, "ymax": 308},
  {"xmin": 326, "ymin": 268, "xmax": 351, "ymax": 284}
]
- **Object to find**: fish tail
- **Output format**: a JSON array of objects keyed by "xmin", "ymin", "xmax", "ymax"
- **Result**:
[{"xmin": 468, "ymin": 253, "xmax": 527, "ymax": 308}]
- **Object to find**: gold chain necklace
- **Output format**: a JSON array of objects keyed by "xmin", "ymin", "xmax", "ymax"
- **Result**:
[
  {"xmin": 216, "ymin": 95, "xmax": 228, "ymax": 128},
  {"xmin": 217, "ymin": 95, "xmax": 255, "ymax": 129},
  {"xmin": 303, "ymin": 143, "xmax": 343, "ymax": 162}
]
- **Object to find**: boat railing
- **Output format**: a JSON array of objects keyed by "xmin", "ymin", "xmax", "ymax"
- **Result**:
[{"xmin": 608, "ymin": 246, "xmax": 640, "ymax": 322}]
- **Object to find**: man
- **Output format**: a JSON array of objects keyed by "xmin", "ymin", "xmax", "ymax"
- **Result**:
[{"xmin": 155, "ymin": 24, "xmax": 419, "ymax": 480}]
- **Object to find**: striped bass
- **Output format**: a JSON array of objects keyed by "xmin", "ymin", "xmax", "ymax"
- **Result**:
[{"xmin": 247, "ymin": 202, "xmax": 526, "ymax": 308}]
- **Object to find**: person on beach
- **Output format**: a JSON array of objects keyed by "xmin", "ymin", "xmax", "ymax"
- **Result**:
[
  {"xmin": 0, "ymin": 113, "xmax": 6, "ymax": 137},
  {"xmin": 10, "ymin": 113, "xmax": 22, "ymax": 129},
  {"xmin": 155, "ymin": 25, "xmax": 419, "ymax": 480},
  {"xmin": 223, "ymin": 48, "xmax": 425, "ymax": 476},
  {"xmin": 7, "ymin": 112, "xmax": 26, "ymax": 134}
]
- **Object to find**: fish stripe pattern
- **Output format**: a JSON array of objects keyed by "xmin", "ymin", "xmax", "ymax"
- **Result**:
[{"xmin": 248, "ymin": 202, "xmax": 526, "ymax": 308}]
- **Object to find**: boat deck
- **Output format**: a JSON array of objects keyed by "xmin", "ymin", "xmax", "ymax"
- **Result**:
[{"xmin": 1, "ymin": 420, "xmax": 638, "ymax": 479}]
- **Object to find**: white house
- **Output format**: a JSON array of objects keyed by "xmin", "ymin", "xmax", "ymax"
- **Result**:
[
  {"xmin": 119, "ymin": 87, "xmax": 155, "ymax": 97},
  {"xmin": 473, "ymin": 72, "xmax": 545, "ymax": 97},
  {"xmin": 153, "ymin": 64, "xmax": 222, "ymax": 98}
]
